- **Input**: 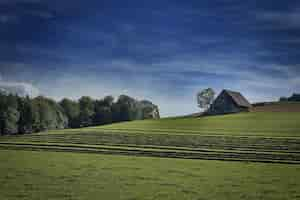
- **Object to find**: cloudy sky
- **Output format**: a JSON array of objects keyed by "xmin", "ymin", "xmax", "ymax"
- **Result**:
[{"xmin": 0, "ymin": 0, "xmax": 300, "ymax": 116}]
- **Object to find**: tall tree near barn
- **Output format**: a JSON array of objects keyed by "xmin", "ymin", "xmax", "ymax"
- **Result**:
[{"xmin": 197, "ymin": 88, "xmax": 215, "ymax": 111}]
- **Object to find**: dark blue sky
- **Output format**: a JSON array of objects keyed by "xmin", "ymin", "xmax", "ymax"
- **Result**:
[{"xmin": 0, "ymin": 0, "xmax": 299, "ymax": 116}]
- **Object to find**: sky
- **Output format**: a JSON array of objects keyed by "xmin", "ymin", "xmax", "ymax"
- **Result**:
[{"xmin": 0, "ymin": 0, "xmax": 300, "ymax": 116}]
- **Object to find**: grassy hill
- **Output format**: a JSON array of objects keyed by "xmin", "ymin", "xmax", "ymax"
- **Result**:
[
  {"xmin": 251, "ymin": 101, "xmax": 300, "ymax": 112},
  {"xmin": 92, "ymin": 112, "xmax": 300, "ymax": 137},
  {"xmin": 1, "ymin": 112, "xmax": 300, "ymax": 163},
  {"xmin": 1, "ymin": 111, "xmax": 300, "ymax": 199}
]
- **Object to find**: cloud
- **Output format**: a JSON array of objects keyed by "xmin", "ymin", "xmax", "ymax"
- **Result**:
[
  {"xmin": 31, "ymin": 57, "xmax": 298, "ymax": 117},
  {"xmin": 0, "ymin": 15, "xmax": 18, "ymax": 24},
  {"xmin": 26, "ymin": 10, "xmax": 55, "ymax": 20},
  {"xmin": 0, "ymin": 0, "xmax": 41, "ymax": 4},
  {"xmin": 0, "ymin": 81, "xmax": 39, "ymax": 97},
  {"xmin": 0, "ymin": 0, "xmax": 299, "ymax": 117},
  {"xmin": 1, "ymin": 41, "xmax": 299, "ymax": 117},
  {"xmin": 256, "ymin": 8, "xmax": 300, "ymax": 29},
  {"xmin": 35, "ymin": 72, "xmax": 197, "ymax": 117},
  {"xmin": 253, "ymin": 7, "xmax": 300, "ymax": 68},
  {"xmin": 0, "ymin": 1, "xmax": 55, "ymax": 25}
]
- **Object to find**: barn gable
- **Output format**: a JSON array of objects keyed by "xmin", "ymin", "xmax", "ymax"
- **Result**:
[
  {"xmin": 208, "ymin": 89, "xmax": 251, "ymax": 115},
  {"xmin": 224, "ymin": 90, "xmax": 252, "ymax": 108}
]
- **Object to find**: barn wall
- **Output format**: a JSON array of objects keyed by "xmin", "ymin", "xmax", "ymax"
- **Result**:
[{"xmin": 208, "ymin": 91, "xmax": 244, "ymax": 115}]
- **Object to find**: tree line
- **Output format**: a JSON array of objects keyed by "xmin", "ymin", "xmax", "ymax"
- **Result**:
[
  {"xmin": 279, "ymin": 93, "xmax": 300, "ymax": 102},
  {"xmin": 0, "ymin": 92, "xmax": 159, "ymax": 135}
]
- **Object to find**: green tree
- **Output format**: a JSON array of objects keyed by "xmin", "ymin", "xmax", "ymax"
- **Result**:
[
  {"xmin": 111, "ymin": 103, "xmax": 121, "ymax": 123},
  {"xmin": 30, "ymin": 99, "xmax": 41, "ymax": 132},
  {"xmin": 33, "ymin": 96, "xmax": 68, "ymax": 131},
  {"xmin": 116, "ymin": 95, "xmax": 138, "ymax": 121},
  {"xmin": 93, "ymin": 96, "xmax": 114, "ymax": 125},
  {"xmin": 197, "ymin": 88, "xmax": 215, "ymax": 111},
  {"xmin": 18, "ymin": 96, "xmax": 35, "ymax": 134},
  {"xmin": 0, "ymin": 92, "xmax": 159, "ymax": 135},
  {"xmin": 47, "ymin": 98, "xmax": 68, "ymax": 129},
  {"xmin": 34, "ymin": 97, "xmax": 55, "ymax": 131},
  {"xmin": 103, "ymin": 96, "xmax": 114, "ymax": 107},
  {"xmin": 0, "ymin": 92, "xmax": 6, "ymax": 135},
  {"xmin": 78, "ymin": 96, "xmax": 95, "ymax": 127},
  {"xmin": 0, "ymin": 94, "xmax": 20, "ymax": 134},
  {"xmin": 60, "ymin": 98, "xmax": 80, "ymax": 128}
]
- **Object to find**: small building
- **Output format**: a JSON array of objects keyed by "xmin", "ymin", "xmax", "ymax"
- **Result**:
[{"xmin": 208, "ymin": 89, "xmax": 252, "ymax": 115}]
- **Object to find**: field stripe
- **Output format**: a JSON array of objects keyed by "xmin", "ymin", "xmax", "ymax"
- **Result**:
[
  {"xmin": 2, "ymin": 132, "xmax": 300, "ymax": 152},
  {"xmin": 1, "ymin": 142, "xmax": 300, "ymax": 164}
]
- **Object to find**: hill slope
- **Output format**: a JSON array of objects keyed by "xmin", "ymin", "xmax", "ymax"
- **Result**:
[
  {"xmin": 92, "ymin": 112, "xmax": 300, "ymax": 137},
  {"xmin": 1, "ymin": 112, "xmax": 300, "ymax": 163},
  {"xmin": 251, "ymin": 102, "xmax": 300, "ymax": 112}
]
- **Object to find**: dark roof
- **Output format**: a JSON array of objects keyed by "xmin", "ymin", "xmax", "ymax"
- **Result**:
[{"xmin": 223, "ymin": 90, "xmax": 252, "ymax": 108}]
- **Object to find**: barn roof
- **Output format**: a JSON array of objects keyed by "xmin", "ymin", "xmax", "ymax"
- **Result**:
[{"xmin": 223, "ymin": 90, "xmax": 252, "ymax": 108}]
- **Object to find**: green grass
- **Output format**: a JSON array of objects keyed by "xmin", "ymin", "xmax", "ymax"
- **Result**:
[
  {"xmin": 98, "ymin": 112, "xmax": 300, "ymax": 136},
  {"xmin": 1, "ymin": 112, "xmax": 300, "ymax": 199},
  {"xmin": 1, "ymin": 112, "xmax": 300, "ymax": 163},
  {"xmin": 1, "ymin": 141, "xmax": 299, "ymax": 163},
  {"xmin": 0, "ymin": 149, "xmax": 300, "ymax": 200},
  {"xmin": 44, "ymin": 112, "xmax": 300, "ymax": 137},
  {"xmin": 1, "ymin": 131, "xmax": 300, "ymax": 155}
]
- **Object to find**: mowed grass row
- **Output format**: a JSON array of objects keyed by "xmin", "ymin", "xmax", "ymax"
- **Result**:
[
  {"xmin": 2, "ymin": 111, "xmax": 300, "ymax": 154},
  {"xmin": 1, "ymin": 132, "xmax": 300, "ymax": 153},
  {"xmin": 90, "ymin": 112, "xmax": 300, "ymax": 137},
  {"xmin": 1, "ymin": 150, "xmax": 300, "ymax": 200},
  {"xmin": 1, "ymin": 112, "xmax": 300, "ymax": 163},
  {"xmin": 1, "ymin": 142, "xmax": 300, "ymax": 163},
  {"xmin": 1, "ymin": 131, "xmax": 300, "ymax": 163}
]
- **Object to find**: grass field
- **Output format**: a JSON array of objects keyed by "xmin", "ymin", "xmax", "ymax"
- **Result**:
[
  {"xmin": 1, "ymin": 150, "xmax": 300, "ymax": 200},
  {"xmin": 1, "ymin": 112, "xmax": 300, "ymax": 163},
  {"xmin": 1, "ymin": 111, "xmax": 300, "ymax": 199},
  {"xmin": 94, "ymin": 112, "xmax": 300, "ymax": 137},
  {"xmin": 26, "ymin": 112, "xmax": 299, "ymax": 137}
]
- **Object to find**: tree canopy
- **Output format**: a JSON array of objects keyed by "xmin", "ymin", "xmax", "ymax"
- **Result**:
[
  {"xmin": 0, "ymin": 92, "xmax": 160, "ymax": 135},
  {"xmin": 197, "ymin": 88, "xmax": 215, "ymax": 111}
]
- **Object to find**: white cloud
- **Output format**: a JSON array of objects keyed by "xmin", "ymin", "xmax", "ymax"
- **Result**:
[
  {"xmin": 256, "ymin": 8, "xmax": 300, "ymax": 29},
  {"xmin": 33, "ymin": 54, "xmax": 300, "ymax": 117},
  {"xmin": 0, "ymin": 81, "xmax": 40, "ymax": 97}
]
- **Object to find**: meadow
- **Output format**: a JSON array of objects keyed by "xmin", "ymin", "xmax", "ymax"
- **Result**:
[
  {"xmin": 93, "ymin": 112, "xmax": 300, "ymax": 137},
  {"xmin": 1, "ymin": 112, "xmax": 300, "ymax": 163},
  {"xmin": 14, "ymin": 112, "xmax": 298, "ymax": 137},
  {"xmin": 1, "ymin": 111, "xmax": 300, "ymax": 199},
  {"xmin": 1, "ymin": 149, "xmax": 300, "ymax": 200}
]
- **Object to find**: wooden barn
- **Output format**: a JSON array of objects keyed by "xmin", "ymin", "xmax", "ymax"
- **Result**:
[{"xmin": 208, "ymin": 89, "xmax": 252, "ymax": 115}]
